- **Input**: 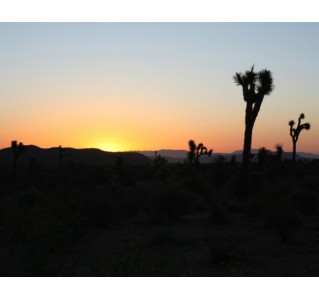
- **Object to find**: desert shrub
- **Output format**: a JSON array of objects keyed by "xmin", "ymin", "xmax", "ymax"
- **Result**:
[
  {"xmin": 301, "ymin": 175, "xmax": 319, "ymax": 191},
  {"xmin": 284, "ymin": 162, "xmax": 310, "ymax": 179},
  {"xmin": 249, "ymin": 171, "xmax": 266, "ymax": 192},
  {"xmin": 120, "ymin": 171, "xmax": 136, "ymax": 187},
  {"xmin": 290, "ymin": 190, "xmax": 317, "ymax": 216},
  {"xmin": 0, "ymin": 190, "xmax": 78, "ymax": 275},
  {"xmin": 210, "ymin": 201, "xmax": 229, "ymax": 225},
  {"xmin": 150, "ymin": 185, "xmax": 192, "ymax": 219},
  {"xmin": 86, "ymin": 196, "xmax": 118, "ymax": 228},
  {"xmin": 263, "ymin": 194, "xmax": 302, "ymax": 243},
  {"xmin": 182, "ymin": 175, "xmax": 205, "ymax": 194},
  {"xmin": 93, "ymin": 167, "xmax": 111, "ymax": 185},
  {"xmin": 206, "ymin": 238, "xmax": 241, "ymax": 266},
  {"xmin": 143, "ymin": 164, "xmax": 155, "ymax": 179},
  {"xmin": 211, "ymin": 156, "xmax": 230, "ymax": 189},
  {"xmin": 155, "ymin": 165, "xmax": 172, "ymax": 180},
  {"xmin": 148, "ymin": 225, "xmax": 175, "ymax": 246}
]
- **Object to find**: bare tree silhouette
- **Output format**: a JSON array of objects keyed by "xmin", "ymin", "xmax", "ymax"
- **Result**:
[
  {"xmin": 11, "ymin": 140, "xmax": 26, "ymax": 183},
  {"xmin": 289, "ymin": 113, "xmax": 311, "ymax": 163},
  {"xmin": 233, "ymin": 65, "xmax": 274, "ymax": 189}
]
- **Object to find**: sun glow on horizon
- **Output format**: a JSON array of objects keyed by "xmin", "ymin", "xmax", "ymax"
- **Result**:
[{"xmin": 96, "ymin": 141, "xmax": 124, "ymax": 152}]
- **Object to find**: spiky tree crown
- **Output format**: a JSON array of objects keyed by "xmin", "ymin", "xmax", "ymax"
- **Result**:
[
  {"xmin": 289, "ymin": 113, "xmax": 311, "ymax": 142},
  {"xmin": 233, "ymin": 65, "xmax": 274, "ymax": 102},
  {"xmin": 188, "ymin": 140, "xmax": 196, "ymax": 152},
  {"xmin": 304, "ymin": 123, "xmax": 311, "ymax": 130}
]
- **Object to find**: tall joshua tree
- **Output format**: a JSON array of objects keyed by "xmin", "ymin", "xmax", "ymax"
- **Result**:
[
  {"xmin": 11, "ymin": 140, "xmax": 26, "ymax": 183},
  {"xmin": 289, "ymin": 113, "xmax": 310, "ymax": 163},
  {"xmin": 233, "ymin": 65, "xmax": 274, "ymax": 188}
]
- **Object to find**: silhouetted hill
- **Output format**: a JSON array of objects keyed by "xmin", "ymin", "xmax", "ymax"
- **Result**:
[{"xmin": 0, "ymin": 145, "xmax": 151, "ymax": 167}]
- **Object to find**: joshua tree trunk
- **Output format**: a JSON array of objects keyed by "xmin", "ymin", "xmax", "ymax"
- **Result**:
[
  {"xmin": 292, "ymin": 141, "xmax": 296, "ymax": 163},
  {"xmin": 242, "ymin": 123, "xmax": 253, "ymax": 186}
]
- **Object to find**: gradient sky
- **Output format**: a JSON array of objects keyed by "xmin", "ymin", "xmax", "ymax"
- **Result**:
[{"xmin": 1, "ymin": 23, "xmax": 319, "ymax": 153}]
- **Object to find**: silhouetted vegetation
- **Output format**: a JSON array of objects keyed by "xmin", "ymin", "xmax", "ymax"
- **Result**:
[
  {"xmin": 58, "ymin": 145, "xmax": 70, "ymax": 174},
  {"xmin": 187, "ymin": 139, "xmax": 213, "ymax": 164},
  {"xmin": 289, "ymin": 113, "xmax": 311, "ymax": 163},
  {"xmin": 233, "ymin": 65, "xmax": 274, "ymax": 190},
  {"xmin": 154, "ymin": 151, "xmax": 167, "ymax": 167},
  {"xmin": 275, "ymin": 143, "xmax": 284, "ymax": 163},
  {"xmin": 11, "ymin": 140, "xmax": 26, "ymax": 183}
]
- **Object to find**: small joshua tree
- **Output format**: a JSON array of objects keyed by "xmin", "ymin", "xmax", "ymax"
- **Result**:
[
  {"xmin": 289, "ymin": 113, "xmax": 311, "ymax": 163},
  {"xmin": 187, "ymin": 140, "xmax": 196, "ymax": 163},
  {"xmin": 275, "ymin": 143, "xmax": 284, "ymax": 163},
  {"xmin": 11, "ymin": 140, "xmax": 26, "ymax": 183},
  {"xmin": 187, "ymin": 139, "xmax": 213, "ymax": 164}
]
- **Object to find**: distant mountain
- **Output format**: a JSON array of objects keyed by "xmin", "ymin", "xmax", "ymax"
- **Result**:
[
  {"xmin": 138, "ymin": 149, "xmax": 319, "ymax": 163},
  {"xmin": 138, "ymin": 150, "xmax": 236, "ymax": 163},
  {"xmin": 231, "ymin": 149, "xmax": 319, "ymax": 161},
  {"xmin": 0, "ymin": 145, "xmax": 151, "ymax": 167}
]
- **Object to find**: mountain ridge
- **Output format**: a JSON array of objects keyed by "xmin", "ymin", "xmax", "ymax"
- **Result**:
[{"xmin": 0, "ymin": 145, "xmax": 151, "ymax": 166}]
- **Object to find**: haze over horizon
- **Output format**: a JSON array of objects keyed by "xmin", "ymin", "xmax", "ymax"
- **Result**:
[{"xmin": 1, "ymin": 23, "xmax": 319, "ymax": 153}]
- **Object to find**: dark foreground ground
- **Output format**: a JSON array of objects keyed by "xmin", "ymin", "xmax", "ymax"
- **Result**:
[{"xmin": 1, "ymin": 157, "xmax": 319, "ymax": 276}]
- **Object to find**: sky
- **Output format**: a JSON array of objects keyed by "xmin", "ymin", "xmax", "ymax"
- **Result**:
[{"xmin": 1, "ymin": 23, "xmax": 319, "ymax": 153}]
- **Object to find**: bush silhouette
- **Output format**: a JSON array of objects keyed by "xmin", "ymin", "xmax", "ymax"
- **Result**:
[
  {"xmin": 275, "ymin": 143, "xmax": 284, "ymax": 163},
  {"xmin": 257, "ymin": 147, "xmax": 270, "ymax": 168},
  {"xmin": 289, "ymin": 113, "xmax": 311, "ymax": 163},
  {"xmin": 11, "ymin": 140, "xmax": 26, "ymax": 183},
  {"xmin": 58, "ymin": 145, "xmax": 70, "ymax": 173},
  {"xmin": 154, "ymin": 151, "xmax": 167, "ymax": 167},
  {"xmin": 233, "ymin": 65, "xmax": 274, "ymax": 190}
]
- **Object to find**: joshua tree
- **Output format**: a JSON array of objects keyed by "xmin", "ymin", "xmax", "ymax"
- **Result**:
[
  {"xmin": 233, "ymin": 65, "xmax": 274, "ymax": 189},
  {"xmin": 187, "ymin": 140, "xmax": 196, "ymax": 163},
  {"xmin": 11, "ymin": 140, "xmax": 26, "ymax": 183},
  {"xmin": 289, "ymin": 113, "xmax": 311, "ymax": 163},
  {"xmin": 187, "ymin": 139, "xmax": 213, "ymax": 164}
]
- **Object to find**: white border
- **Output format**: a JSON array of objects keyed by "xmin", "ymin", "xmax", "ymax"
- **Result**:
[
  {"xmin": 1, "ymin": 277, "xmax": 317, "ymax": 300},
  {"xmin": 0, "ymin": 0, "xmax": 318, "ymax": 22}
]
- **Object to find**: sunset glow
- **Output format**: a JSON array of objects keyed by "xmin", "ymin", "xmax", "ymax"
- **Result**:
[{"xmin": 1, "ymin": 23, "xmax": 319, "ymax": 153}]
